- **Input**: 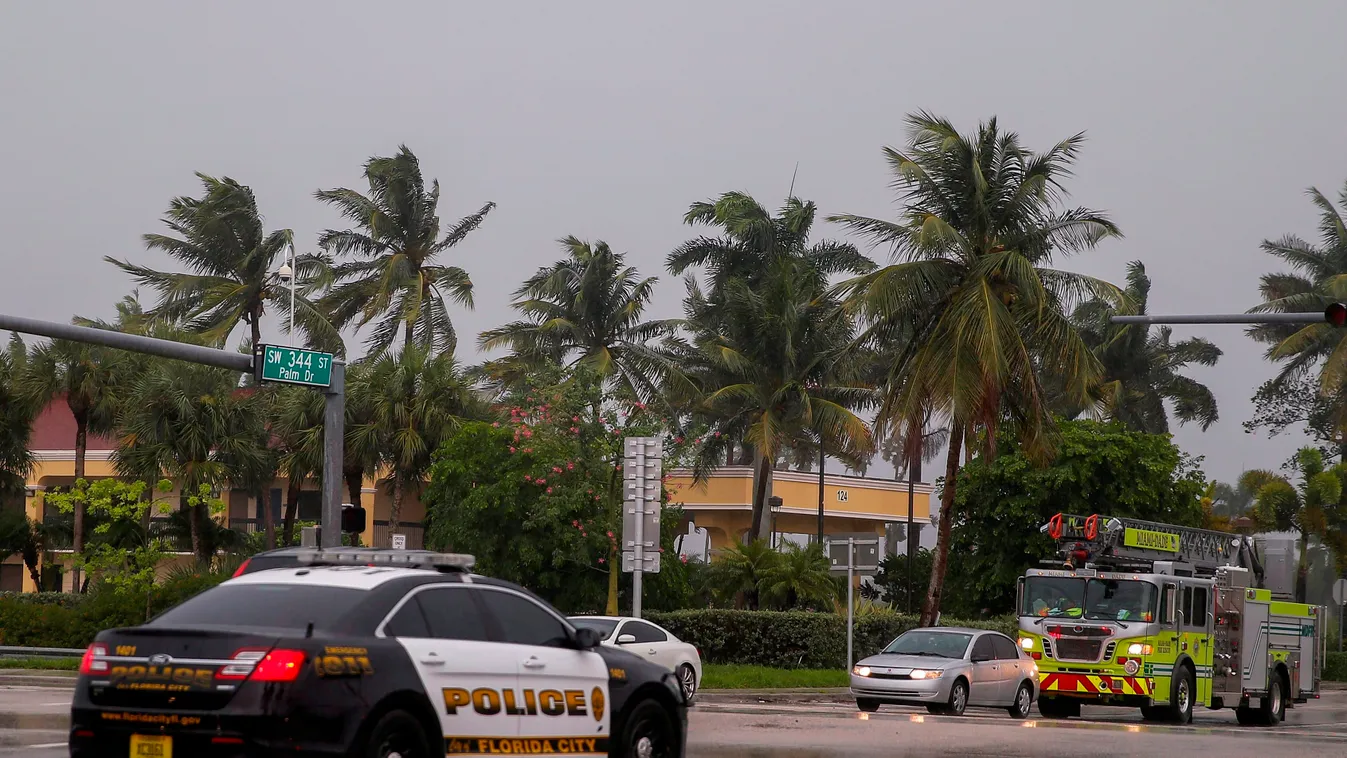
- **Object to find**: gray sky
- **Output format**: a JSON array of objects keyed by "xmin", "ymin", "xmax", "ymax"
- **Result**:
[{"xmin": 3, "ymin": 1, "xmax": 1346, "ymax": 485}]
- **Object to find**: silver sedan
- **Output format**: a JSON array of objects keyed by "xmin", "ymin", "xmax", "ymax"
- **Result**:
[{"xmin": 850, "ymin": 627, "xmax": 1039, "ymax": 718}]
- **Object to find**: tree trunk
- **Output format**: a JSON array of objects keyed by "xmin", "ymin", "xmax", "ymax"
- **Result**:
[
  {"xmin": 250, "ymin": 314, "xmax": 262, "ymax": 354},
  {"xmin": 389, "ymin": 476, "xmax": 405, "ymax": 542},
  {"xmin": 260, "ymin": 486, "xmax": 276, "ymax": 550},
  {"xmin": 749, "ymin": 450, "xmax": 774, "ymax": 542},
  {"xmin": 1296, "ymin": 526, "xmax": 1310, "ymax": 604},
  {"xmin": 920, "ymin": 422, "xmax": 964, "ymax": 627},
  {"xmin": 346, "ymin": 469, "xmax": 364, "ymax": 512},
  {"xmin": 282, "ymin": 477, "xmax": 301, "ymax": 547},
  {"xmin": 71, "ymin": 412, "xmax": 87, "ymax": 593},
  {"xmin": 606, "ymin": 544, "xmax": 620, "ymax": 615},
  {"xmin": 191, "ymin": 501, "xmax": 207, "ymax": 567}
]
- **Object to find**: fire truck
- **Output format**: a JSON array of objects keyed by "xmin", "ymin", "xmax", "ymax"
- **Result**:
[{"xmin": 1018, "ymin": 513, "xmax": 1325, "ymax": 725}]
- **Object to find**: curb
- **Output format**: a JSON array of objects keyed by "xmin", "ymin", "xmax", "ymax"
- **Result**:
[
  {"xmin": 0, "ymin": 671, "xmax": 77, "ymax": 689},
  {"xmin": 698, "ymin": 688, "xmax": 852, "ymax": 704}
]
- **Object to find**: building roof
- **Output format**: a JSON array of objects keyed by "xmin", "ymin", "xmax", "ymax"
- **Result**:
[{"xmin": 29, "ymin": 396, "xmax": 118, "ymax": 452}]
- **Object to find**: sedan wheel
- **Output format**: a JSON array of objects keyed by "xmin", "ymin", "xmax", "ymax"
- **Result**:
[
  {"xmin": 947, "ymin": 680, "xmax": 969, "ymax": 716},
  {"xmin": 1007, "ymin": 683, "xmax": 1033, "ymax": 719},
  {"xmin": 677, "ymin": 664, "xmax": 698, "ymax": 703}
]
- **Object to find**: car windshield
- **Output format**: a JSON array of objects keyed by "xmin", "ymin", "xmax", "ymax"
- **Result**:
[
  {"xmin": 1022, "ymin": 576, "xmax": 1157, "ymax": 622},
  {"xmin": 148, "ymin": 584, "xmax": 367, "ymax": 630},
  {"xmin": 568, "ymin": 617, "xmax": 620, "ymax": 640},
  {"xmin": 881, "ymin": 631, "xmax": 973, "ymax": 659}
]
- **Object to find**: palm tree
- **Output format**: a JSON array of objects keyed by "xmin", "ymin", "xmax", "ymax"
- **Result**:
[
  {"xmin": 1248, "ymin": 180, "xmax": 1347, "ymax": 438},
  {"xmin": 760, "ymin": 542, "xmax": 836, "ymax": 610},
  {"xmin": 315, "ymin": 146, "xmax": 495, "ymax": 357},
  {"xmin": 106, "ymin": 174, "xmax": 339, "ymax": 351},
  {"xmin": 673, "ymin": 255, "xmax": 874, "ymax": 540},
  {"xmin": 479, "ymin": 237, "xmax": 677, "ymax": 400},
  {"xmin": 705, "ymin": 539, "xmax": 781, "ymax": 610},
  {"xmin": 19, "ymin": 338, "xmax": 123, "ymax": 588},
  {"xmin": 113, "ymin": 361, "xmax": 269, "ymax": 565},
  {"xmin": 1065, "ymin": 261, "xmax": 1221, "ymax": 433},
  {"xmin": 1245, "ymin": 448, "xmax": 1347, "ymax": 602},
  {"xmin": 831, "ymin": 113, "xmax": 1122, "ymax": 625},
  {"xmin": 270, "ymin": 385, "xmax": 326, "ymax": 546},
  {"xmin": 0, "ymin": 335, "xmax": 35, "ymax": 501},
  {"xmin": 357, "ymin": 346, "xmax": 478, "ymax": 540}
]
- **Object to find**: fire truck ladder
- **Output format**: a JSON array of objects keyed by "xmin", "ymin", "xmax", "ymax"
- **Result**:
[{"xmin": 1041, "ymin": 513, "xmax": 1263, "ymax": 582}]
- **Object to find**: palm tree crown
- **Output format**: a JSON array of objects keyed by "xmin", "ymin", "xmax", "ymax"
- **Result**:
[
  {"xmin": 315, "ymin": 145, "xmax": 495, "ymax": 357},
  {"xmin": 1067, "ymin": 261, "xmax": 1221, "ymax": 433},
  {"xmin": 479, "ymin": 236, "xmax": 676, "ymax": 400}
]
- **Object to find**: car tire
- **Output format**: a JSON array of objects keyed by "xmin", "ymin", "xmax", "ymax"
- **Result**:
[
  {"xmin": 856, "ymin": 698, "xmax": 880, "ymax": 713},
  {"xmin": 1260, "ymin": 671, "xmax": 1286, "ymax": 726},
  {"xmin": 945, "ymin": 679, "xmax": 969, "ymax": 717},
  {"xmin": 677, "ymin": 664, "xmax": 698, "ymax": 703},
  {"xmin": 1167, "ymin": 664, "xmax": 1195, "ymax": 724},
  {"xmin": 618, "ymin": 698, "xmax": 678, "ymax": 758},
  {"xmin": 1007, "ymin": 682, "xmax": 1033, "ymax": 719},
  {"xmin": 364, "ymin": 709, "xmax": 431, "ymax": 758}
]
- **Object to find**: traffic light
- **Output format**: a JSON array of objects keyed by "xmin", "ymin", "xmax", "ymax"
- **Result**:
[{"xmin": 1328, "ymin": 303, "xmax": 1347, "ymax": 326}]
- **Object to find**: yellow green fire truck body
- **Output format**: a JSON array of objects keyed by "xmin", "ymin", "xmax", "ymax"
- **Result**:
[{"xmin": 1018, "ymin": 514, "xmax": 1324, "ymax": 725}]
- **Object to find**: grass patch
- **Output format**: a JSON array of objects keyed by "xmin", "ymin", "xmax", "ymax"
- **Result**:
[
  {"xmin": 0, "ymin": 657, "xmax": 79, "ymax": 671},
  {"xmin": 700, "ymin": 664, "xmax": 847, "ymax": 690}
]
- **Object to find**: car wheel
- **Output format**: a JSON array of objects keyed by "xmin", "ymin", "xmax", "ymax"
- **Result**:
[
  {"xmin": 1007, "ymin": 682, "xmax": 1033, "ymax": 719},
  {"xmin": 364, "ymin": 710, "xmax": 431, "ymax": 758},
  {"xmin": 619, "ymin": 698, "xmax": 677, "ymax": 758},
  {"xmin": 946, "ymin": 679, "xmax": 969, "ymax": 717},
  {"xmin": 1037, "ymin": 697, "xmax": 1078, "ymax": 719},
  {"xmin": 1168, "ymin": 665, "xmax": 1195, "ymax": 724},
  {"xmin": 856, "ymin": 698, "xmax": 880, "ymax": 713},
  {"xmin": 677, "ymin": 664, "xmax": 698, "ymax": 703}
]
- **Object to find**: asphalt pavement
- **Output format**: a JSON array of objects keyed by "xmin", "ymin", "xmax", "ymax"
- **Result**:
[{"xmin": 5, "ymin": 683, "xmax": 1347, "ymax": 756}]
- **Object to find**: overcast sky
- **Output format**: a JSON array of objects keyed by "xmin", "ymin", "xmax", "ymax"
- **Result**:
[{"xmin": 2, "ymin": 1, "xmax": 1346, "ymax": 485}]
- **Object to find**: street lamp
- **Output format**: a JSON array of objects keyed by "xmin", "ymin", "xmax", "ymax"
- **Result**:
[
  {"xmin": 769, "ymin": 495, "xmax": 783, "ymax": 548},
  {"xmin": 277, "ymin": 244, "xmax": 296, "ymax": 339}
]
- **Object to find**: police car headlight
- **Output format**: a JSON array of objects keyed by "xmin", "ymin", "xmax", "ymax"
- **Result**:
[
  {"xmin": 1124, "ymin": 659, "xmax": 1140, "ymax": 676},
  {"xmin": 853, "ymin": 666, "xmax": 871, "ymax": 677},
  {"xmin": 1126, "ymin": 643, "xmax": 1153, "ymax": 656},
  {"xmin": 910, "ymin": 669, "xmax": 943, "ymax": 680}
]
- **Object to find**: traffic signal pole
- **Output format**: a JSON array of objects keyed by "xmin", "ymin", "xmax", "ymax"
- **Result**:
[
  {"xmin": 0, "ymin": 313, "xmax": 346, "ymax": 548},
  {"xmin": 1110, "ymin": 305, "xmax": 1344, "ymax": 326}
]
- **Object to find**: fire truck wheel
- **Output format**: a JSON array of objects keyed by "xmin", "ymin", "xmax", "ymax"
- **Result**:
[
  {"xmin": 1167, "ymin": 664, "xmax": 1195, "ymax": 724},
  {"xmin": 1261, "ymin": 671, "xmax": 1287, "ymax": 726},
  {"xmin": 1036, "ymin": 697, "xmax": 1078, "ymax": 719}
]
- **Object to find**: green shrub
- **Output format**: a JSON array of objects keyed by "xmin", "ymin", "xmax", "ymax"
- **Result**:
[
  {"xmin": 646, "ymin": 609, "xmax": 1016, "ymax": 669},
  {"xmin": 0, "ymin": 592, "xmax": 82, "ymax": 608},
  {"xmin": 1326, "ymin": 651, "xmax": 1347, "ymax": 681}
]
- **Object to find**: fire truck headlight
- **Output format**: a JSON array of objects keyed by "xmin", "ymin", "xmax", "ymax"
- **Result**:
[
  {"xmin": 1126, "ymin": 643, "xmax": 1153, "ymax": 656},
  {"xmin": 1019, "ymin": 637, "xmax": 1034, "ymax": 650}
]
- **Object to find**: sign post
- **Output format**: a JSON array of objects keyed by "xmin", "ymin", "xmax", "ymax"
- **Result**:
[
  {"xmin": 622, "ymin": 437, "xmax": 663, "ymax": 618},
  {"xmin": 1333, "ymin": 579, "xmax": 1347, "ymax": 652},
  {"xmin": 829, "ymin": 534, "xmax": 879, "ymax": 675}
]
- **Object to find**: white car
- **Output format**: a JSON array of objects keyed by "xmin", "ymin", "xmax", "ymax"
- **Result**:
[{"xmin": 569, "ymin": 615, "xmax": 703, "ymax": 702}]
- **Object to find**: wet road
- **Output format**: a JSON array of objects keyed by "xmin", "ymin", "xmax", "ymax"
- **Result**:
[{"xmin": 5, "ymin": 686, "xmax": 1347, "ymax": 756}]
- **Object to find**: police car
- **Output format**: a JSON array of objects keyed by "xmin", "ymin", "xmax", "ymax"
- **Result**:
[{"xmin": 70, "ymin": 550, "xmax": 687, "ymax": 758}]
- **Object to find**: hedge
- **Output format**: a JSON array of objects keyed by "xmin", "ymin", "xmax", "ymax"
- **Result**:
[
  {"xmin": 645, "ymin": 609, "xmax": 1016, "ymax": 669},
  {"xmin": 0, "ymin": 574, "xmax": 224, "ymax": 648}
]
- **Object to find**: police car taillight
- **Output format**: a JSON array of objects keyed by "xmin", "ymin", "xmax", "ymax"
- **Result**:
[
  {"xmin": 251, "ymin": 650, "xmax": 306, "ymax": 682},
  {"xmin": 232, "ymin": 558, "xmax": 251, "ymax": 578},
  {"xmin": 79, "ymin": 644, "xmax": 108, "ymax": 675},
  {"xmin": 217, "ymin": 649, "xmax": 268, "ymax": 680}
]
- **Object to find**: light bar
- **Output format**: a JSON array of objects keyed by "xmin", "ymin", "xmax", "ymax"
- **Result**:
[{"xmin": 294, "ymin": 549, "xmax": 475, "ymax": 571}]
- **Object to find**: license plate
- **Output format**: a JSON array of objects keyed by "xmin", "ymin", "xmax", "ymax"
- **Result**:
[{"xmin": 130, "ymin": 734, "xmax": 171, "ymax": 758}]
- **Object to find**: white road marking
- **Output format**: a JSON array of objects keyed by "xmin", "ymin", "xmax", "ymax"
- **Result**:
[{"xmin": 27, "ymin": 744, "xmax": 65, "ymax": 749}]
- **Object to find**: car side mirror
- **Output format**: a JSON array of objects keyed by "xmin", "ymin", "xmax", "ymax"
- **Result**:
[
  {"xmin": 573, "ymin": 627, "xmax": 602, "ymax": 650},
  {"xmin": 616, "ymin": 633, "xmax": 637, "ymax": 645}
]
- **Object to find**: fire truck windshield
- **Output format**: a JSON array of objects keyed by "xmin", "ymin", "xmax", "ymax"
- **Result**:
[{"xmin": 1022, "ymin": 576, "xmax": 1158, "ymax": 622}]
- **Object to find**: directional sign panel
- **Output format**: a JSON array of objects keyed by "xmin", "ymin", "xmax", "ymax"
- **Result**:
[
  {"xmin": 828, "ymin": 534, "xmax": 880, "ymax": 574},
  {"xmin": 258, "ymin": 345, "xmax": 334, "ymax": 388},
  {"xmin": 622, "ymin": 437, "xmax": 663, "ymax": 573}
]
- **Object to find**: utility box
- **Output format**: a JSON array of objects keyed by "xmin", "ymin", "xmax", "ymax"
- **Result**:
[{"xmin": 1258, "ymin": 537, "xmax": 1296, "ymax": 599}]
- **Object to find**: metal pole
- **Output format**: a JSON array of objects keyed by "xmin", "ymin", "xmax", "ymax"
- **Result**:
[
  {"xmin": 1339, "ymin": 602, "xmax": 1343, "ymax": 654},
  {"xmin": 847, "ymin": 536, "xmax": 855, "ymax": 674},
  {"xmin": 633, "ymin": 443, "xmax": 645, "ymax": 619},
  {"xmin": 817, "ymin": 447, "xmax": 825, "ymax": 545},
  {"xmin": 906, "ymin": 476, "xmax": 915, "ymax": 615},
  {"xmin": 1110, "ymin": 312, "xmax": 1326, "ymax": 325},
  {"xmin": 321, "ymin": 362, "xmax": 345, "ymax": 548},
  {"xmin": 288, "ymin": 244, "xmax": 295, "ymax": 338},
  {"xmin": 0, "ymin": 314, "xmax": 253, "ymax": 372}
]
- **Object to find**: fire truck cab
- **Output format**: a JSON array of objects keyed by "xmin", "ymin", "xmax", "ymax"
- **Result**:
[{"xmin": 1018, "ymin": 513, "xmax": 1325, "ymax": 725}]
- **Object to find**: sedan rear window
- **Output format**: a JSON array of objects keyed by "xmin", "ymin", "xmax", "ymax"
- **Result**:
[{"xmin": 148, "ymin": 584, "xmax": 367, "ymax": 631}]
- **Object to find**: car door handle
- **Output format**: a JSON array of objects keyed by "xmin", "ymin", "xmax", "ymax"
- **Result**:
[
  {"xmin": 522, "ymin": 658, "xmax": 546, "ymax": 670},
  {"xmin": 647, "ymin": 649, "xmax": 657, "ymax": 655},
  {"xmin": 420, "ymin": 654, "xmax": 446, "ymax": 667}
]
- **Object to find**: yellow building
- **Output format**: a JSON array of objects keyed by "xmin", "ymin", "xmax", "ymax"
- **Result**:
[{"xmin": 664, "ymin": 466, "xmax": 932, "ymax": 560}]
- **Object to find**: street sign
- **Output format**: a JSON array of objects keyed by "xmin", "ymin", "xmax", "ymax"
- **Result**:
[
  {"xmin": 391, "ymin": 534, "xmax": 407, "ymax": 551},
  {"xmin": 1333, "ymin": 578, "xmax": 1347, "ymax": 606},
  {"xmin": 828, "ymin": 533, "xmax": 879, "ymax": 574},
  {"xmin": 622, "ymin": 437, "xmax": 663, "ymax": 618},
  {"xmin": 257, "ymin": 344, "xmax": 334, "ymax": 388}
]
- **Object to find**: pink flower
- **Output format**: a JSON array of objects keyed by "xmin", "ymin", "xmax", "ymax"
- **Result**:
[
  {"xmin": 546, "ymin": 487, "xmax": 553, "ymax": 494},
  {"xmin": 636, "ymin": 402, "xmax": 647, "ymax": 410},
  {"xmin": 680, "ymin": 555, "xmax": 689, "ymax": 564},
  {"xmin": 694, "ymin": 438, "xmax": 702, "ymax": 444},
  {"xmin": 570, "ymin": 427, "xmax": 579, "ymax": 433},
  {"xmin": 566, "ymin": 462, "xmax": 575, "ymax": 471},
  {"xmin": 598, "ymin": 557, "xmax": 606, "ymax": 564},
  {"xmin": 523, "ymin": 429, "xmax": 533, "ymax": 438},
  {"xmin": 524, "ymin": 474, "xmax": 532, "ymax": 481},
  {"xmin": 675, "ymin": 437, "xmax": 684, "ymax": 444},
  {"xmin": 509, "ymin": 447, "xmax": 516, "ymax": 453},
  {"xmin": 572, "ymin": 520, "xmax": 580, "ymax": 527},
  {"xmin": 606, "ymin": 531, "xmax": 614, "ymax": 538},
  {"xmin": 492, "ymin": 422, "xmax": 500, "ymax": 428},
  {"xmin": 523, "ymin": 447, "xmax": 533, "ymax": 453},
  {"xmin": 573, "ymin": 416, "xmax": 580, "ymax": 422},
  {"xmin": 587, "ymin": 488, "xmax": 593, "ymax": 494},
  {"xmin": 552, "ymin": 466, "xmax": 562, "ymax": 473},
  {"xmin": 659, "ymin": 548, "xmax": 665, "ymax": 553},
  {"xmin": 537, "ymin": 477, "xmax": 546, "ymax": 484},
  {"xmin": 594, "ymin": 495, "xmax": 601, "ymax": 501}
]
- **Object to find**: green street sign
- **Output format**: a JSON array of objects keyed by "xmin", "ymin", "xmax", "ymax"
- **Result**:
[{"xmin": 257, "ymin": 345, "xmax": 334, "ymax": 388}]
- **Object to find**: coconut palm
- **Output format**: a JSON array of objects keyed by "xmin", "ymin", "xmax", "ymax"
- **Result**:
[
  {"xmin": 106, "ymin": 173, "xmax": 339, "ymax": 351},
  {"xmin": 1066, "ymin": 261, "xmax": 1221, "ymax": 433},
  {"xmin": 479, "ymin": 237, "xmax": 678, "ymax": 400},
  {"xmin": 672, "ymin": 255, "xmax": 874, "ymax": 540},
  {"xmin": 831, "ymin": 113, "xmax": 1122, "ymax": 624},
  {"xmin": 760, "ymin": 542, "xmax": 837, "ymax": 610},
  {"xmin": 356, "ymin": 346, "xmax": 479, "ymax": 540},
  {"xmin": 314, "ymin": 146, "xmax": 495, "ymax": 357},
  {"xmin": 1245, "ymin": 448, "xmax": 1347, "ymax": 602},
  {"xmin": 112, "ymin": 361, "xmax": 269, "ymax": 565},
  {"xmin": 19, "ymin": 338, "xmax": 124, "ymax": 588},
  {"xmin": 270, "ymin": 385, "xmax": 326, "ymax": 546},
  {"xmin": 704, "ymin": 539, "xmax": 781, "ymax": 610}
]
